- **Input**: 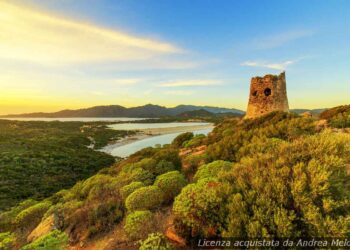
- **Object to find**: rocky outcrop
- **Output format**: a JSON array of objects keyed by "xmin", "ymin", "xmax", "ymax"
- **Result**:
[{"xmin": 27, "ymin": 215, "xmax": 55, "ymax": 243}]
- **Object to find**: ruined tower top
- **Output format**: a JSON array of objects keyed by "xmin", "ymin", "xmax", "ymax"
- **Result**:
[{"xmin": 245, "ymin": 72, "xmax": 289, "ymax": 119}]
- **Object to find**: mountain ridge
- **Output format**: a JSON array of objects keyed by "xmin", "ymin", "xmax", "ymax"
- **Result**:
[{"xmin": 0, "ymin": 104, "xmax": 245, "ymax": 118}]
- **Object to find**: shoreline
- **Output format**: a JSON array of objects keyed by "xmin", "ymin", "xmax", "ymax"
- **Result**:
[{"xmin": 99, "ymin": 124, "xmax": 214, "ymax": 155}]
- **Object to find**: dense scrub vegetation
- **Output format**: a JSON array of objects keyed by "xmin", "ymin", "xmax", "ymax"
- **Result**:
[
  {"xmin": 0, "ymin": 120, "xmax": 132, "ymax": 211},
  {"xmin": 0, "ymin": 109, "xmax": 349, "ymax": 249},
  {"xmin": 320, "ymin": 105, "xmax": 350, "ymax": 128}
]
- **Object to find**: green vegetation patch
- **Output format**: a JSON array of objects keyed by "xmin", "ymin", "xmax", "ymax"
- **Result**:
[
  {"xmin": 154, "ymin": 171, "xmax": 187, "ymax": 203},
  {"xmin": 124, "ymin": 210, "xmax": 155, "ymax": 240},
  {"xmin": 139, "ymin": 233, "xmax": 174, "ymax": 250},
  {"xmin": 0, "ymin": 120, "xmax": 129, "ymax": 211},
  {"xmin": 20, "ymin": 230, "xmax": 68, "ymax": 250},
  {"xmin": 125, "ymin": 186, "xmax": 164, "ymax": 211}
]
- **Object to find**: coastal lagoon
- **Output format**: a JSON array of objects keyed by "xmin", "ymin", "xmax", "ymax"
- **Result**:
[
  {"xmin": 107, "ymin": 128, "xmax": 212, "ymax": 158},
  {"xmin": 108, "ymin": 122, "xmax": 210, "ymax": 130},
  {"xmin": 1, "ymin": 117, "xmax": 213, "ymax": 158}
]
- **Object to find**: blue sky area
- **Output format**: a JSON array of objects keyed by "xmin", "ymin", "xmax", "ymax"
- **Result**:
[{"xmin": 1, "ymin": 0, "xmax": 349, "ymax": 114}]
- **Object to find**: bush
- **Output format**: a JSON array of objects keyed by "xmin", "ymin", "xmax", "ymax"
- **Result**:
[
  {"xmin": 193, "ymin": 160, "xmax": 232, "ymax": 181},
  {"xmin": 134, "ymin": 158, "xmax": 158, "ymax": 174},
  {"xmin": 124, "ymin": 211, "xmax": 154, "ymax": 240},
  {"xmin": 183, "ymin": 134, "xmax": 206, "ymax": 148},
  {"xmin": 134, "ymin": 158, "xmax": 176, "ymax": 176},
  {"xmin": 0, "ymin": 232, "xmax": 16, "ymax": 250},
  {"xmin": 120, "ymin": 182, "xmax": 145, "ymax": 201},
  {"xmin": 139, "ymin": 233, "xmax": 173, "ymax": 250},
  {"xmin": 87, "ymin": 200, "xmax": 123, "ymax": 237},
  {"xmin": 221, "ymin": 131, "xmax": 350, "ymax": 238},
  {"xmin": 125, "ymin": 186, "xmax": 164, "ymax": 211},
  {"xmin": 20, "ymin": 230, "xmax": 68, "ymax": 250},
  {"xmin": 172, "ymin": 132, "xmax": 194, "ymax": 148},
  {"xmin": 182, "ymin": 154, "xmax": 207, "ymax": 175},
  {"xmin": 154, "ymin": 171, "xmax": 187, "ymax": 203},
  {"xmin": 154, "ymin": 160, "xmax": 176, "ymax": 176},
  {"xmin": 0, "ymin": 199, "xmax": 38, "ymax": 232},
  {"xmin": 153, "ymin": 148, "xmax": 181, "ymax": 170},
  {"xmin": 173, "ymin": 179, "xmax": 231, "ymax": 237},
  {"xmin": 129, "ymin": 168, "xmax": 155, "ymax": 185},
  {"xmin": 15, "ymin": 201, "xmax": 51, "ymax": 230}
]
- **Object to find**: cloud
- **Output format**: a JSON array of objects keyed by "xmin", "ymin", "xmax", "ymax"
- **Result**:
[
  {"xmin": 158, "ymin": 79, "xmax": 222, "ymax": 87},
  {"xmin": 241, "ymin": 60, "xmax": 296, "ymax": 70},
  {"xmin": 252, "ymin": 30, "xmax": 314, "ymax": 49},
  {"xmin": 0, "ymin": 2, "xmax": 183, "ymax": 65},
  {"xmin": 89, "ymin": 91, "xmax": 106, "ymax": 96},
  {"xmin": 113, "ymin": 78, "xmax": 142, "ymax": 85},
  {"xmin": 164, "ymin": 90, "xmax": 193, "ymax": 96}
]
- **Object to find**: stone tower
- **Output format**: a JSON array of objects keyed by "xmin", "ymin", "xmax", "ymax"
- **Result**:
[{"xmin": 245, "ymin": 72, "xmax": 289, "ymax": 119}]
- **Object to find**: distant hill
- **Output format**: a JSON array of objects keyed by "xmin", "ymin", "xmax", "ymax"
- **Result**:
[
  {"xmin": 178, "ymin": 109, "xmax": 217, "ymax": 118},
  {"xmin": 1, "ymin": 104, "xmax": 245, "ymax": 118},
  {"xmin": 290, "ymin": 108, "xmax": 326, "ymax": 116},
  {"xmin": 319, "ymin": 105, "xmax": 350, "ymax": 120}
]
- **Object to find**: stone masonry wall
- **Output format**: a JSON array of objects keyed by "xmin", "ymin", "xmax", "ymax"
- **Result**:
[{"xmin": 245, "ymin": 72, "xmax": 289, "ymax": 118}]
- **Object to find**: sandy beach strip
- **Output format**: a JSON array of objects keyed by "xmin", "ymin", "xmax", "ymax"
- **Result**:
[
  {"xmin": 99, "ymin": 124, "xmax": 214, "ymax": 154},
  {"xmin": 140, "ymin": 124, "xmax": 214, "ymax": 135}
]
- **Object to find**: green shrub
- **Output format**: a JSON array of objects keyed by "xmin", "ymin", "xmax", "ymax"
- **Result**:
[
  {"xmin": 0, "ymin": 199, "xmax": 38, "ymax": 232},
  {"xmin": 20, "ymin": 230, "xmax": 68, "ymax": 250},
  {"xmin": 134, "ymin": 158, "xmax": 176, "ymax": 176},
  {"xmin": 183, "ymin": 134, "xmax": 206, "ymax": 148},
  {"xmin": 172, "ymin": 132, "xmax": 194, "ymax": 148},
  {"xmin": 134, "ymin": 158, "xmax": 158, "ymax": 174},
  {"xmin": 154, "ymin": 161, "xmax": 176, "ymax": 176},
  {"xmin": 153, "ymin": 148, "xmax": 181, "ymax": 169},
  {"xmin": 118, "ymin": 165, "xmax": 155, "ymax": 185},
  {"xmin": 87, "ymin": 200, "xmax": 123, "ymax": 237},
  {"xmin": 128, "ymin": 168, "xmax": 155, "ymax": 185},
  {"xmin": 182, "ymin": 154, "xmax": 207, "ymax": 175},
  {"xmin": 15, "ymin": 201, "xmax": 51, "ymax": 229},
  {"xmin": 173, "ymin": 178, "xmax": 231, "ymax": 237},
  {"xmin": 0, "ymin": 232, "xmax": 16, "ymax": 250},
  {"xmin": 139, "ymin": 233, "xmax": 173, "ymax": 250},
  {"xmin": 80, "ymin": 174, "xmax": 119, "ymax": 200},
  {"xmin": 125, "ymin": 186, "xmax": 164, "ymax": 211},
  {"xmin": 193, "ymin": 160, "xmax": 232, "ymax": 181},
  {"xmin": 120, "ymin": 182, "xmax": 145, "ymax": 200},
  {"xmin": 221, "ymin": 131, "xmax": 350, "ymax": 238},
  {"xmin": 154, "ymin": 171, "xmax": 187, "ymax": 203},
  {"xmin": 124, "ymin": 211, "xmax": 154, "ymax": 240}
]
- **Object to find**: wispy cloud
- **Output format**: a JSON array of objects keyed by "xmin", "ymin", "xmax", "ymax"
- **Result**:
[
  {"xmin": 241, "ymin": 60, "xmax": 296, "ymax": 70},
  {"xmin": 89, "ymin": 91, "xmax": 106, "ymax": 96},
  {"xmin": 164, "ymin": 90, "xmax": 193, "ymax": 96},
  {"xmin": 113, "ymin": 78, "xmax": 142, "ymax": 85},
  {"xmin": 0, "ymin": 2, "xmax": 183, "ymax": 65},
  {"xmin": 252, "ymin": 30, "xmax": 314, "ymax": 49},
  {"xmin": 158, "ymin": 79, "xmax": 222, "ymax": 87}
]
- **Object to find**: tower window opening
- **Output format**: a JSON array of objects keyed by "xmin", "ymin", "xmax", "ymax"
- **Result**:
[
  {"xmin": 252, "ymin": 91, "xmax": 258, "ymax": 97},
  {"xmin": 264, "ymin": 88, "xmax": 271, "ymax": 96}
]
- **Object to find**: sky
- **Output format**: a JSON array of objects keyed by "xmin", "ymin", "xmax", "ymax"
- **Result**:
[{"xmin": 0, "ymin": 0, "xmax": 349, "ymax": 115}]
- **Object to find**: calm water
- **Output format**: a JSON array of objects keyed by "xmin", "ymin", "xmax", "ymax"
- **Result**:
[
  {"xmin": 1, "ymin": 117, "xmax": 150, "ymax": 122},
  {"xmin": 109, "ymin": 128, "xmax": 212, "ymax": 158},
  {"xmin": 108, "ymin": 122, "xmax": 210, "ymax": 130}
]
